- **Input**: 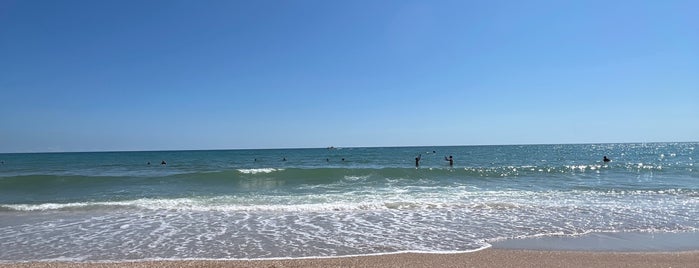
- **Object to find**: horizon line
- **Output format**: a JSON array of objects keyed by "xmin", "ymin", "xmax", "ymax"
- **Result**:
[{"xmin": 1, "ymin": 141, "xmax": 696, "ymax": 154}]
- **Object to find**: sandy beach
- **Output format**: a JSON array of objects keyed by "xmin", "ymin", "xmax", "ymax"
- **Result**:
[{"xmin": 2, "ymin": 249, "xmax": 698, "ymax": 268}]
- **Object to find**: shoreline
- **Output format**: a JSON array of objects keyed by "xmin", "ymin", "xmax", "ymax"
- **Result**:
[
  {"xmin": 3, "ymin": 231, "xmax": 699, "ymax": 267},
  {"xmin": 490, "ymin": 231, "xmax": 699, "ymax": 252},
  {"xmin": 2, "ymin": 250, "xmax": 698, "ymax": 268}
]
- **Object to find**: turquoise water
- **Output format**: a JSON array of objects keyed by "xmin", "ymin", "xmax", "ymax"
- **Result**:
[{"xmin": 0, "ymin": 143, "xmax": 697, "ymax": 261}]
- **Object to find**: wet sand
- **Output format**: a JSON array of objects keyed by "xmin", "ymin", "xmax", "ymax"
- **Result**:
[
  {"xmin": 2, "ymin": 249, "xmax": 698, "ymax": 268},
  {"xmin": 492, "ymin": 231, "xmax": 699, "ymax": 252}
]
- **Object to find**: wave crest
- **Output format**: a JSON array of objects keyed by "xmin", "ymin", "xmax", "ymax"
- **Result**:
[{"xmin": 236, "ymin": 168, "xmax": 283, "ymax": 174}]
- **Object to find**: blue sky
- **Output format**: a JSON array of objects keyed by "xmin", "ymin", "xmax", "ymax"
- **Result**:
[{"xmin": 1, "ymin": 0, "xmax": 697, "ymax": 152}]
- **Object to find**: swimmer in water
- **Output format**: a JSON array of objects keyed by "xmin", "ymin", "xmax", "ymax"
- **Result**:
[{"xmin": 444, "ymin": 155, "xmax": 453, "ymax": 166}]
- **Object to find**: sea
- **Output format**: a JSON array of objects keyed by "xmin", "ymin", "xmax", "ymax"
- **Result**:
[{"xmin": 0, "ymin": 143, "xmax": 697, "ymax": 262}]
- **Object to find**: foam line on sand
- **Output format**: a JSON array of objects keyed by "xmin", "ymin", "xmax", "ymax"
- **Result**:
[{"xmin": 2, "ymin": 249, "xmax": 699, "ymax": 268}]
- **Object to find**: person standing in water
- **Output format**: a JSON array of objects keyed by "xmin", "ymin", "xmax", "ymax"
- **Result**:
[
  {"xmin": 603, "ymin": 156, "xmax": 611, "ymax": 163},
  {"xmin": 415, "ymin": 154, "xmax": 422, "ymax": 167},
  {"xmin": 445, "ymin": 155, "xmax": 453, "ymax": 166}
]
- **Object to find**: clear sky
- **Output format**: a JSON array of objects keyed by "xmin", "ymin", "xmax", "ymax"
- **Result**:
[{"xmin": 1, "ymin": 0, "xmax": 697, "ymax": 152}]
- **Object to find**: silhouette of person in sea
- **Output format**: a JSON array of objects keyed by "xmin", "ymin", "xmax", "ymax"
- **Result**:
[
  {"xmin": 161, "ymin": 160, "xmax": 167, "ymax": 165},
  {"xmin": 603, "ymin": 156, "xmax": 611, "ymax": 163},
  {"xmin": 415, "ymin": 154, "xmax": 422, "ymax": 167},
  {"xmin": 282, "ymin": 157, "xmax": 287, "ymax": 161},
  {"xmin": 147, "ymin": 161, "xmax": 151, "ymax": 165},
  {"xmin": 445, "ymin": 155, "xmax": 453, "ymax": 166}
]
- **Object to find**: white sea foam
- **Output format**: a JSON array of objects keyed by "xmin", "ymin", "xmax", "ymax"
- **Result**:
[
  {"xmin": 3, "ymin": 187, "xmax": 696, "ymax": 213},
  {"xmin": 236, "ymin": 168, "xmax": 282, "ymax": 174},
  {"xmin": 2, "ymin": 188, "xmax": 698, "ymax": 261},
  {"xmin": 343, "ymin": 175, "xmax": 370, "ymax": 181},
  {"xmin": 0, "ymin": 198, "xmax": 445, "ymax": 212}
]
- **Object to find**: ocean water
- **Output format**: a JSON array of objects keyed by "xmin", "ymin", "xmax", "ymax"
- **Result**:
[{"xmin": 0, "ymin": 143, "xmax": 697, "ymax": 261}]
